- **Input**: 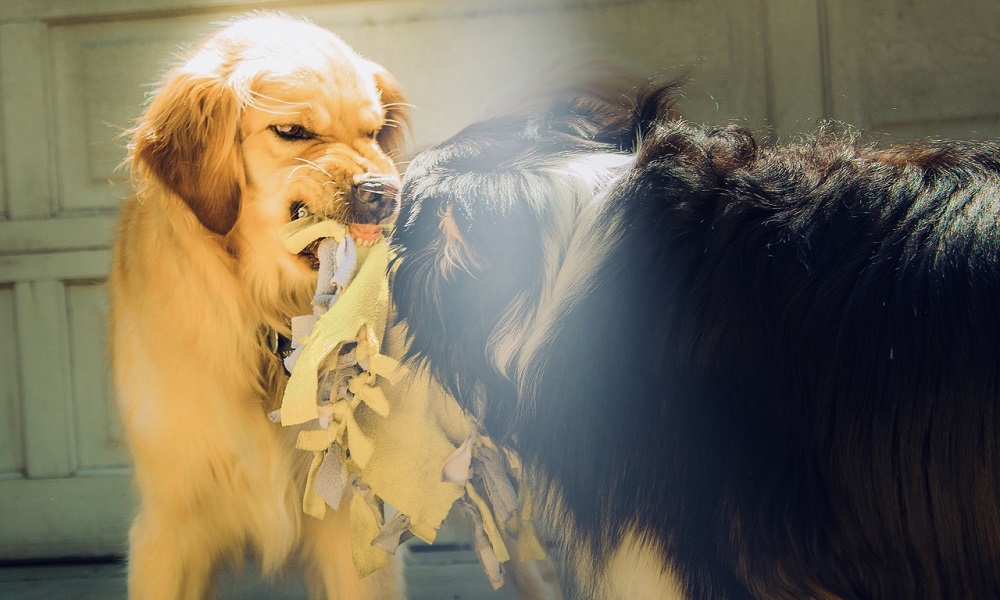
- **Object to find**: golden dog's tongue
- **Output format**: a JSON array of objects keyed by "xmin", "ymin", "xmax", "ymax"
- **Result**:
[{"xmin": 349, "ymin": 223, "xmax": 382, "ymax": 245}]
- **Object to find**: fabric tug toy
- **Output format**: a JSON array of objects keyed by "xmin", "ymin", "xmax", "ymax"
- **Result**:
[{"xmin": 271, "ymin": 215, "xmax": 548, "ymax": 587}]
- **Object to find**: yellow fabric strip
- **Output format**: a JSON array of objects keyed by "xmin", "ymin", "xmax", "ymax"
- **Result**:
[
  {"xmin": 466, "ymin": 483, "xmax": 510, "ymax": 564},
  {"xmin": 279, "ymin": 217, "xmax": 347, "ymax": 254},
  {"xmin": 368, "ymin": 352, "xmax": 407, "ymax": 384},
  {"xmin": 514, "ymin": 488, "xmax": 548, "ymax": 562},
  {"xmin": 350, "ymin": 493, "xmax": 391, "ymax": 577},
  {"xmin": 296, "ymin": 427, "xmax": 340, "ymax": 453},
  {"xmin": 345, "ymin": 411, "xmax": 374, "ymax": 469},
  {"xmin": 350, "ymin": 375, "xmax": 390, "ymax": 417},
  {"xmin": 280, "ymin": 241, "xmax": 390, "ymax": 427},
  {"xmin": 302, "ymin": 451, "xmax": 327, "ymax": 520}
]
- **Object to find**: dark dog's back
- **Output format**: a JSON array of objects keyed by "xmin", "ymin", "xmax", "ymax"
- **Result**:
[{"xmin": 550, "ymin": 113, "xmax": 1000, "ymax": 597}]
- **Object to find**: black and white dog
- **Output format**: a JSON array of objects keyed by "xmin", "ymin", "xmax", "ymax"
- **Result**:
[{"xmin": 391, "ymin": 83, "xmax": 1000, "ymax": 599}]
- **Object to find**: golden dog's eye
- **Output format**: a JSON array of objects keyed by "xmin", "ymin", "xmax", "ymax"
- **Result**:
[
  {"xmin": 366, "ymin": 128, "xmax": 379, "ymax": 140},
  {"xmin": 290, "ymin": 201, "xmax": 311, "ymax": 221},
  {"xmin": 271, "ymin": 124, "xmax": 315, "ymax": 141}
]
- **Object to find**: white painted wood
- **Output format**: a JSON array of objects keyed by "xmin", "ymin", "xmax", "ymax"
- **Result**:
[
  {"xmin": 0, "ymin": 279, "xmax": 131, "ymax": 560},
  {"xmin": 66, "ymin": 282, "xmax": 127, "ymax": 474},
  {"xmin": 0, "ymin": 251, "xmax": 112, "ymax": 283},
  {"xmin": 49, "ymin": 16, "xmax": 216, "ymax": 213},
  {"xmin": 0, "ymin": 0, "xmax": 288, "ymax": 22},
  {"xmin": 0, "ymin": 92, "xmax": 6, "ymax": 221},
  {"xmin": 764, "ymin": 0, "xmax": 826, "ymax": 139},
  {"xmin": 314, "ymin": 0, "xmax": 774, "ymax": 145},
  {"xmin": 825, "ymin": 0, "xmax": 1000, "ymax": 140},
  {"xmin": 13, "ymin": 280, "xmax": 75, "ymax": 480},
  {"xmin": 0, "ymin": 475, "xmax": 133, "ymax": 560},
  {"xmin": 0, "ymin": 286, "xmax": 23, "ymax": 478},
  {"xmin": 0, "ymin": 22, "xmax": 55, "ymax": 220},
  {"xmin": 0, "ymin": 216, "xmax": 117, "ymax": 254}
]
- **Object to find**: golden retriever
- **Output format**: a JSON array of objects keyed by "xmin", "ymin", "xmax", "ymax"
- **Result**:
[{"xmin": 109, "ymin": 13, "xmax": 408, "ymax": 599}]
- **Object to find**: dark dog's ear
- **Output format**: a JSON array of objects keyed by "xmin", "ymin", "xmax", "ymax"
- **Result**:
[
  {"xmin": 130, "ymin": 68, "xmax": 245, "ymax": 235},
  {"xmin": 368, "ymin": 63, "xmax": 411, "ymax": 160}
]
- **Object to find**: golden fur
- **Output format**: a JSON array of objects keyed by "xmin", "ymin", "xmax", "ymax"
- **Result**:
[{"xmin": 109, "ymin": 13, "xmax": 408, "ymax": 599}]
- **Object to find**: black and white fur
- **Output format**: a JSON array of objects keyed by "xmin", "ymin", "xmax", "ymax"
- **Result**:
[{"xmin": 391, "ymin": 83, "xmax": 1000, "ymax": 599}]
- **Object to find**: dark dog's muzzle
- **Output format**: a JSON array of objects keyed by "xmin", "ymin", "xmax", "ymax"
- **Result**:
[{"xmin": 350, "ymin": 174, "xmax": 400, "ymax": 224}]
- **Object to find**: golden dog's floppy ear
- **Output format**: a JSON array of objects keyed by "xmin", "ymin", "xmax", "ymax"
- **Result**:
[
  {"xmin": 369, "ymin": 64, "xmax": 411, "ymax": 159},
  {"xmin": 131, "ymin": 69, "xmax": 245, "ymax": 235}
]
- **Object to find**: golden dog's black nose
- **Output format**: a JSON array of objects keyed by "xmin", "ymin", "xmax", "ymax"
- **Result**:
[{"xmin": 350, "ymin": 174, "xmax": 399, "ymax": 223}]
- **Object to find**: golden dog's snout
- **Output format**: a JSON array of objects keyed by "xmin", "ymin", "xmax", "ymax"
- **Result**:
[{"xmin": 349, "ymin": 174, "xmax": 400, "ymax": 224}]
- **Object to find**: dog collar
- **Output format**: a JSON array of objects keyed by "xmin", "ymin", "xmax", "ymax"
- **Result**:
[{"xmin": 267, "ymin": 327, "xmax": 295, "ymax": 372}]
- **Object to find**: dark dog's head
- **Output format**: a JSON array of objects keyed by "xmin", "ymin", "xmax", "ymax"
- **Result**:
[{"xmin": 391, "ymin": 80, "xmax": 671, "ymax": 430}]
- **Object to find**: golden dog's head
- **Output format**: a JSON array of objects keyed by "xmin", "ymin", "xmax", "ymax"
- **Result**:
[{"xmin": 129, "ymin": 13, "xmax": 409, "ymax": 323}]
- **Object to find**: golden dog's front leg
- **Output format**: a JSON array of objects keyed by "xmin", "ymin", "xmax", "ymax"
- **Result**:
[
  {"xmin": 127, "ymin": 510, "xmax": 218, "ymax": 600},
  {"xmin": 301, "ymin": 502, "xmax": 404, "ymax": 600}
]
